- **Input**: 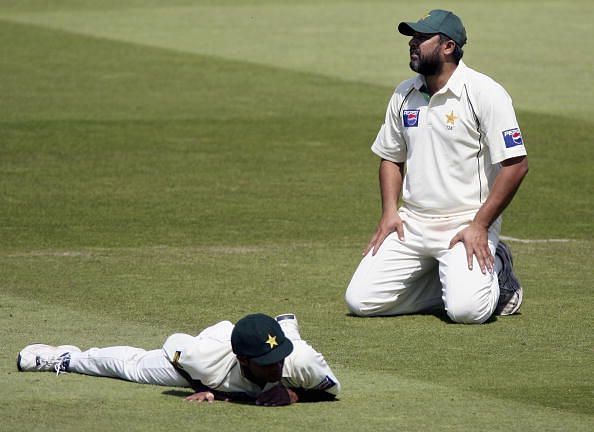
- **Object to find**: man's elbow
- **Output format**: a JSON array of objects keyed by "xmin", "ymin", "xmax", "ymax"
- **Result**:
[
  {"xmin": 517, "ymin": 156, "xmax": 529, "ymax": 179},
  {"xmin": 503, "ymin": 156, "xmax": 529, "ymax": 180}
]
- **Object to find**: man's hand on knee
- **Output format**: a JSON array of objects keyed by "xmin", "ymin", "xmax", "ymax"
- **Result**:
[
  {"xmin": 365, "ymin": 211, "xmax": 405, "ymax": 257},
  {"xmin": 449, "ymin": 222, "xmax": 493, "ymax": 274}
]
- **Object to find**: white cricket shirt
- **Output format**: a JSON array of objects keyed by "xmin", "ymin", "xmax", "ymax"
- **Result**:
[
  {"xmin": 371, "ymin": 61, "xmax": 527, "ymax": 217},
  {"xmin": 162, "ymin": 320, "xmax": 340, "ymax": 397}
]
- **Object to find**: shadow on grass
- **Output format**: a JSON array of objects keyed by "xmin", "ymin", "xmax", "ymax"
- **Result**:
[
  {"xmin": 345, "ymin": 308, "xmax": 502, "ymax": 324},
  {"xmin": 161, "ymin": 389, "xmax": 254, "ymax": 405},
  {"xmin": 161, "ymin": 389, "xmax": 339, "ymax": 405}
]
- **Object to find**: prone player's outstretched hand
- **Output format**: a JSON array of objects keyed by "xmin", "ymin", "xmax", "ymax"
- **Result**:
[
  {"xmin": 185, "ymin": 391, "xmax": 216, "ymax": 403},
  {"xmin": 449, "ymin": 222, "xmax": 493, "ymax": 274},
  {"xmin": 255, "ymin": 383, "xmax": 293, "ymax": 407},
  {"xmin": 364, "ymin": 210, "xmax": 405, "ymax": 257}
]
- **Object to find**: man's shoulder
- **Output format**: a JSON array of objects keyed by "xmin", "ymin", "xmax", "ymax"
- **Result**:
[
  {"xmin": 461, "ymin": 63, "xmax": 508, "ymax": 95},
  {"xmin": 286, "ymin": 339, "xmax": 323, "ymax": 365},
  {"xmin": 394, "ymin": 76, "xmax": 421, "ymax": 96}
]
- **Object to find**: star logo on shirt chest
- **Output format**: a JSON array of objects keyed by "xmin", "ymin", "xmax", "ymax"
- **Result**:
[{"xmin": 445, "ymin": 110, "xmax": 458, "ymax": 130}]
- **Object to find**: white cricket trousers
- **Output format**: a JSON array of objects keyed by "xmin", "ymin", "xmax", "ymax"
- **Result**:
[
  {"xmin": 345, "ymin": 208, "xmax": 501, "ymax": 324},
  {"xmin": 68, "ymin": 347, "xmax": 189, "ymax": 387}
]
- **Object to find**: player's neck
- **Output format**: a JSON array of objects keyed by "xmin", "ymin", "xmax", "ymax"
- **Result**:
[{"xmin": 424, "ymin": 62, "xmax": 457, "ymax": 96}]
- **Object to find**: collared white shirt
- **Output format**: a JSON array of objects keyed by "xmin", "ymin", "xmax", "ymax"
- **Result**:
[
  {"xmin": 163, "ymin": 320, "xmax": 340, "ymax": 397},
  {"xmin": 372, "ymin": 61, "xmax": 527, "ymax": 217}
]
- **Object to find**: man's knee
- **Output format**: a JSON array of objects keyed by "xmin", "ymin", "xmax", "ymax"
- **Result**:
[
  {"xmin": 344, "ymin": 288, "xmax": 374, "ymax": 316},
  {"xmin": 445, "ymin": 296, "xmax": 492, "ymax": 324}
]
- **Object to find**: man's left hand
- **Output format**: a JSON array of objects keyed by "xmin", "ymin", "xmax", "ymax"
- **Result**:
[
  {"xmin": 256, "ymin": 384, "xmax": 295, "ymax": 407},
  {"xmin": 449, "ymin": 222, "xmax": 493, "ymax": 274}
]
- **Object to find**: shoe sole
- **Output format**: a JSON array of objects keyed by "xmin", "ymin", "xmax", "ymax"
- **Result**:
[
  {"xmin": 495, "ymin": 241, "xmax": 523, "ymax": 316},
  {"xmin": 498, "ymin": 286, "xmax": 523, "ymax": 316},
  {"xmin": 16, "ymin": 343, "xmax": 81, "ymax": 372},
  {"xmin": 16, "ymin": 342, "xmax": 43, "ymax": 372}
]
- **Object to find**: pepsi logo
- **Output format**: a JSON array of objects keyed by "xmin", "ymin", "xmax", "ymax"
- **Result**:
[
  {"xmin": 403, "ymin": 110, "xmax": 420, "ymax": 127},
  {"xmin": 502, "ymin": 128, "xmax": 524, "ymax": 148},
  {"xmin": 512, "ymin": 131, "xmax": 523, "ymax": 145}
]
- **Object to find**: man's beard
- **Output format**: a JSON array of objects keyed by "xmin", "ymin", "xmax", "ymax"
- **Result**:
[{"xmin": 409, "ymin": 45, "xmax": 443, "ymax": 76}]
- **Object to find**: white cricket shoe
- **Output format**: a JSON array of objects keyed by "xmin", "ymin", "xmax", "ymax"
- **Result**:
[
  {"xmin": 17, "ymin": 344, "xmax": 81, "ymax": 375},
  {"xmin": 275, "ymin": 313, "xmax": 302, "ymax": 340},
  {"xmin": 494, "ymin": 241, "xmax": 524, "ymax": 316}
]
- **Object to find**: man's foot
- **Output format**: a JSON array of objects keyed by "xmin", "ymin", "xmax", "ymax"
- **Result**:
[
  {"xmin": 17, "ymin": 344, "xmax": 81, "ymax": 375},
  {"xmin": 495, "ymin": 241, "xmax": 523, "ymax": 316},
  {"xmin": 275, "ymin": 314, "xmax": 301, "ymax": 340}
]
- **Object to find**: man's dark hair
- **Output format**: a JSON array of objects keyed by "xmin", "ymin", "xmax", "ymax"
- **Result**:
[{"xmin": 439, "ymin": 33, "xmax": 464, "ymax": 64}]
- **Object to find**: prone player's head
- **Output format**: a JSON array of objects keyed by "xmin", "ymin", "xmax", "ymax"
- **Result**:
[{"xmin": 231, "ymin": 313, "xmax": 293, "ymax": 383}]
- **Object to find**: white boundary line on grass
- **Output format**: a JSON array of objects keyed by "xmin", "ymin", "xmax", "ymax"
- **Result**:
[{"xmin": 500, "ymin": 235, "xmax": 574, "ymax": 244}]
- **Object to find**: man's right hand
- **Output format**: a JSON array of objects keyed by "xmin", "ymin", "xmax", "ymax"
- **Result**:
[
  {"xmin": 185, "ymin": 391, "xmax": 216, "ymax": 403},
  {"xmin": 364, "ymin": 210, "xmax": 405, "ymax": 256}
]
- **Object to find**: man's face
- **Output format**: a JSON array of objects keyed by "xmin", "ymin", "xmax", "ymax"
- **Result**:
[
  {"xmin": 241, "ymin": 358, "xmax": 285, "ymax": 384},
  {"xmin": 408, "ymin": 33, "xmax": 443, "ymax": 76}
]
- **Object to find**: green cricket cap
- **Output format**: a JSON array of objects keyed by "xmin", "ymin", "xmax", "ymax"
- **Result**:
[
  {"xmin": 398, "ymin": 9, "xmax": 467, "ymax": 47},
  {"xmin": 231, "ymin": 313, "xmax": 294, "ymax": 365}
]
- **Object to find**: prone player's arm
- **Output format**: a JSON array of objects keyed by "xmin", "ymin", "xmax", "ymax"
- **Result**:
[
  {"xmin": 185, "ymin": 390, "xmax": 218, "ymax": 403},
  {"xmin": 287, "ymin": 387, "xmax": 337, "ymax": 403},
  {"xmin": 181, "ymin": 377, "xmax": 231, "ymax": 403},
  {"xmin": 256, "ymin": 385, "xmax": 336, "ymax": 405},
  {"xmin": 364, "ymin": 159, "xmax": 405, "ymax": 256},
  {"xmin": 283, "ymin": 341, "xmax": 341, "ymax": 404},
  {"xmin": 184, "ymin": 382, "xmax": 255, "ymax": 404},
  {"xmin": 172, "ymin": 363, "xmax": 245, "ymax": 404}
]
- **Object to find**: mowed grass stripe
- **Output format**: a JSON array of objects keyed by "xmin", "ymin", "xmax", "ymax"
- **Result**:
[
  {"xmin": 1, "ymin": 1, "xmax": 592, "ymax": 121},
  {"xmin": 0, "ymin": 18, "xmax": 386, "ymax": 122}
]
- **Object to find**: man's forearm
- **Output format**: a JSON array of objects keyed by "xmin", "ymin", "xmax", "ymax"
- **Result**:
[
  {"xmin": 290, "ymin": 388, "xmax": 337, "ymax": 403},
  {"xmin": 379, "ymin": 159, "xmax": 404, "ymax": 214},
  {"xmin": 474, "ymin": 156, "xmax": 528, "ymax": 228}
]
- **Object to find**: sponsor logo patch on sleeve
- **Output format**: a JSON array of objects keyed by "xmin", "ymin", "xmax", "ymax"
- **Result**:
[
  {"xmin": 315, "ymin": 375, "xmax": 337, "ymax": 391},
  {"xmin": 403, "ymin": 110, "xmax": 420, "ymax": 127},
  {"xmin": 502, "ymin": 128, "xmax": 524, "ymax": 148}
]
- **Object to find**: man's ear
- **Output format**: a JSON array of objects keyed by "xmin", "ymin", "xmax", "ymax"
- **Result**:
[
  {"xmin": 237, "ymin": 355, "xmax": 249, "ymax": 367},
  {"xmin": 443, "ymin": 39, "xmax": 456, "ymax": 56}
]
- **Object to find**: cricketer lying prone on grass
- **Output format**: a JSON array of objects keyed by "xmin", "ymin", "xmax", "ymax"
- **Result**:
[{"xmin": 17, "ymin": 313, "xmax": 340, "ymax": 406}]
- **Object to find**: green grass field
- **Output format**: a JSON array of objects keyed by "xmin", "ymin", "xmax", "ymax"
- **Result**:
[{"xmin": 1, "ymin": 1, "xmax": 592, "ymax": 431}]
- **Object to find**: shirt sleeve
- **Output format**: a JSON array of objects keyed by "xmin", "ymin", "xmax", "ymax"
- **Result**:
[
  {"xmin": 282, "ymin": 340, "xmax": 341, "ymax": 396},
  {"xmin": 478, "ymin": 81, "xmax": 528, "ymax": 164},
  {"xmin": 371, "ymin": 91, "xmax": 407, "ymax": 163},
  {"xmin": 162, "ymin": 321, "xmax": 237, "ymax": 389}
]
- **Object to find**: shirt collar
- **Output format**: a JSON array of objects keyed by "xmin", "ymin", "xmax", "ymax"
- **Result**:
[
  {"xmin": 412, "ymin": 60, "xmax": 467, "ymax": 98},
  {"xmin": 441, "ymin": 60, "xmax": 466, "ymax": 97}
]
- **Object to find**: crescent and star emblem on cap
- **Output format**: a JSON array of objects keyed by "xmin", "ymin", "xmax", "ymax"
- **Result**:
[{"xmin": 265, "ymin": 334, "xmax": 278, "ymax": 349}]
